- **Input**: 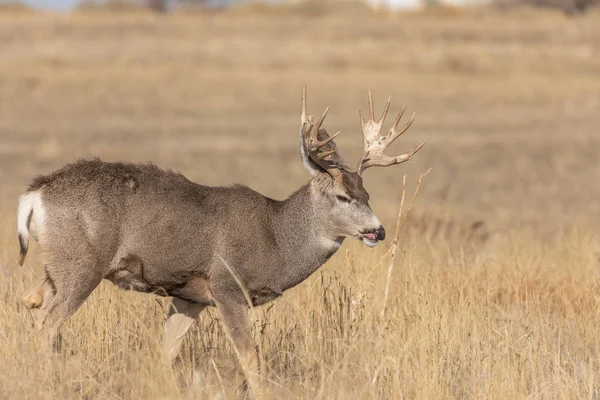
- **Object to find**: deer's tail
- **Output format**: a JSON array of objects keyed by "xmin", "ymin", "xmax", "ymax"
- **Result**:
[{"xmin": 17, "ymin": 192, "xmax": 36, "ymax": 266}]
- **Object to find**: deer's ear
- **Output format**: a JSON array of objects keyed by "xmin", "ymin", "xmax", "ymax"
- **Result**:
[{"xmin": 299, "ymin": 127, "xmax": 323, "ymax": 176}]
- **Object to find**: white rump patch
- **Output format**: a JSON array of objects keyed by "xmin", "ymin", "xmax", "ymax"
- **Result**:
[{"xmin": 18, "ymin": 191, "xmax": 46, "ymax": 243}]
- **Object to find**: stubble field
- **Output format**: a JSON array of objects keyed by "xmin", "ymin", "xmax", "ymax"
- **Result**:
[{"xmin": 1, "ymin": 4, "xmax": 600, "ymax": 399}]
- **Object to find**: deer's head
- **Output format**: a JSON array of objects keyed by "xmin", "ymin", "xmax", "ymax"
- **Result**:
[{"xmin": 299, "ymin": 87, "xmax": 426, "ymax": 247}]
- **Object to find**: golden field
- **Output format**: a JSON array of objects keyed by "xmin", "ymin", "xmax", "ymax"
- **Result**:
[{"xmin": 1, "ymin": 4, "xmax": 600, "ymax": 398}]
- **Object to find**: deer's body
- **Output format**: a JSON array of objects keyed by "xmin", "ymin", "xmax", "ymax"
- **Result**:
[
  {"xmin": 20, "ymin": 159, "xmax": 341, "ymax": 309},
  {"xmin": 18, "ymin": 88, "xmax": 425, "ymax": 394}
]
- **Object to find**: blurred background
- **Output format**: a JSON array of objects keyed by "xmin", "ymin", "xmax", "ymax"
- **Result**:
[
  {"xmin": 11, "ymin": 0, "xmax": 600, "ymax": 14},
  {"xmin": 2, "ymin": 2, "xmax": 600, "ymax": 398},
  {"xmin": 1, "ymin": 0, "xmax": 599, "ymax": 237}
]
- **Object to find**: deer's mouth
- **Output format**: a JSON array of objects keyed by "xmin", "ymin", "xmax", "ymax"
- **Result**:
[{"xmin": 360, "ymin": 232, "xmax": 379, "ymax": 247}]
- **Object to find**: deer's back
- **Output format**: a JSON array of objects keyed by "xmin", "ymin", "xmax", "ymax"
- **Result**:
[{"xmin": 27, "ymin": 159, "xmax": 278, "ymax": 302}]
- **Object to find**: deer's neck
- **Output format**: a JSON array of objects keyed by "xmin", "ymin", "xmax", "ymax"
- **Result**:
[{"xmin": 271, "ymin": 183, "xmax": 343, "ymax": 291}]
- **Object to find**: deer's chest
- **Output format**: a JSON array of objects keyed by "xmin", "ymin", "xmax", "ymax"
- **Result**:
[{"xmin": 275, "ymin": 239, "xmax": 343, "ymax": 294}]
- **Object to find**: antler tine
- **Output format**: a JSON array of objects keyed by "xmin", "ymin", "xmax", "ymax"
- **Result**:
[
  {"xmin": 393, "ymin": 139, "xmax": 427, "ymax": 164},
  {"xmin": 301, "ymin": 86, "xmax": 345, "ymax": 178},
  {"xmin": 307, "ymin": 107, "xmax": 333, "ymax": 148},
  {"xmin": 301, "ymin": 84, "xmax": 311, "ymax": 126},
  {"xmin": 313, "ymin": 107, "xmax": 329, "ymax": 135},
  {"xmin": 318, "ymin": 148, "xmax": 338, "ymax": 159},
  {"xmin": 392, "ymin": 105, "xmax": 406, "ymax": 130},
  {"xmin": 307, "ymin": 113, "xmax": 343, "ymax": 176},
  {"xmin": 368, "ymin": 89, "xmax": 374, "ymax": 120},
  {"xmin": 356, "ymin": 91, "xmax": 389, "ymax": 171},
  {"xmin": 308, "ymin": 109, "xmax": 342, "ymax": 162},
  {"xmin": 360, "ymin": 139, "xmax": 427, "ymax": 171},
  {"xmin": 411, "ymin": 139, "xmax": 427, "ymax": 155},
  {"xmin": 380, "ymin": 96, "xmax": 391, "ymax": 124},
  {"xmin": 355, "ymin": 93, "xmax": 425, "ymax": 174},
  {"xmin": 365, "ymin": 91, "xmax": 390, "ymax": 125},
  {"xmin": 385, "ymin": 111, "xmax": 415, "ymax": 150},
  {"xmin": 311, "ymin": 130, "xmax": 340, "ymax": 150}
]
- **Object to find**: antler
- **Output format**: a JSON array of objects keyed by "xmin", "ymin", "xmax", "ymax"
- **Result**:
[
  {"xmin": 355, "ymin": 90, "xmax": 426, "ymax": 175},
  {"xmin": 301, "ymin": 86, "xmax": 344, "ymax": 179}
]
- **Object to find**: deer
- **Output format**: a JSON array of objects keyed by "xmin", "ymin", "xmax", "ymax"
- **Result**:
[{"xmin": 17, "ymin": 86, "xmax": 425, "ymax": 393}]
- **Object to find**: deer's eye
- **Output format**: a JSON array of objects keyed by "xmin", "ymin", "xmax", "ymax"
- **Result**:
[{"xmin": 336, "ymin": 195, "xmax": 351, "ymax": 203}]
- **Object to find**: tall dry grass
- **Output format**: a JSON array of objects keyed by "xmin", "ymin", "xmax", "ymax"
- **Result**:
[{"xmin": 1, "ymin": 211, "xmax": 599, "ymax": 398}]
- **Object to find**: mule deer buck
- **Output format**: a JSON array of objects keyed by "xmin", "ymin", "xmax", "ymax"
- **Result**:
[{"xmin": 17, "ymin": 87, "xmax": 425, "ymax": 391}]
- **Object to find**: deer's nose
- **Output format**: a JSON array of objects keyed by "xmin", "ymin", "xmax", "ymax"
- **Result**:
[{"xmin": 376, "ymin": 226, "xmax": 386, "ymax": 241}]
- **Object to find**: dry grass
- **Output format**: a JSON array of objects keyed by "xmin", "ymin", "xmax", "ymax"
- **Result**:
[
  {"xmin": 2, "ymin": 217, "xmax": 600, "ymax": 399},
  {"xmin": 1, "ymin": 6, "xmax": 600, "ymax": 399}
]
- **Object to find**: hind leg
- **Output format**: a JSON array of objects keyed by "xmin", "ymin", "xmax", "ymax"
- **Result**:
[
  {"xmin": 22, "ymin": 270, "xmax": 55, "ymax": 330},
  {"xmin": 44, "ymin": 264, "xmax": 102, "ymax": 351},
  {"xmin": 23, "ymin": 252, "xmax": 103, "ymax": 351}
]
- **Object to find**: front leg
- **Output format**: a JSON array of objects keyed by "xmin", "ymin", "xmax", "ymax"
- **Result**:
[{"xmin": 215, "ymin": 298, "xmax": 260, "ymax": 397}]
